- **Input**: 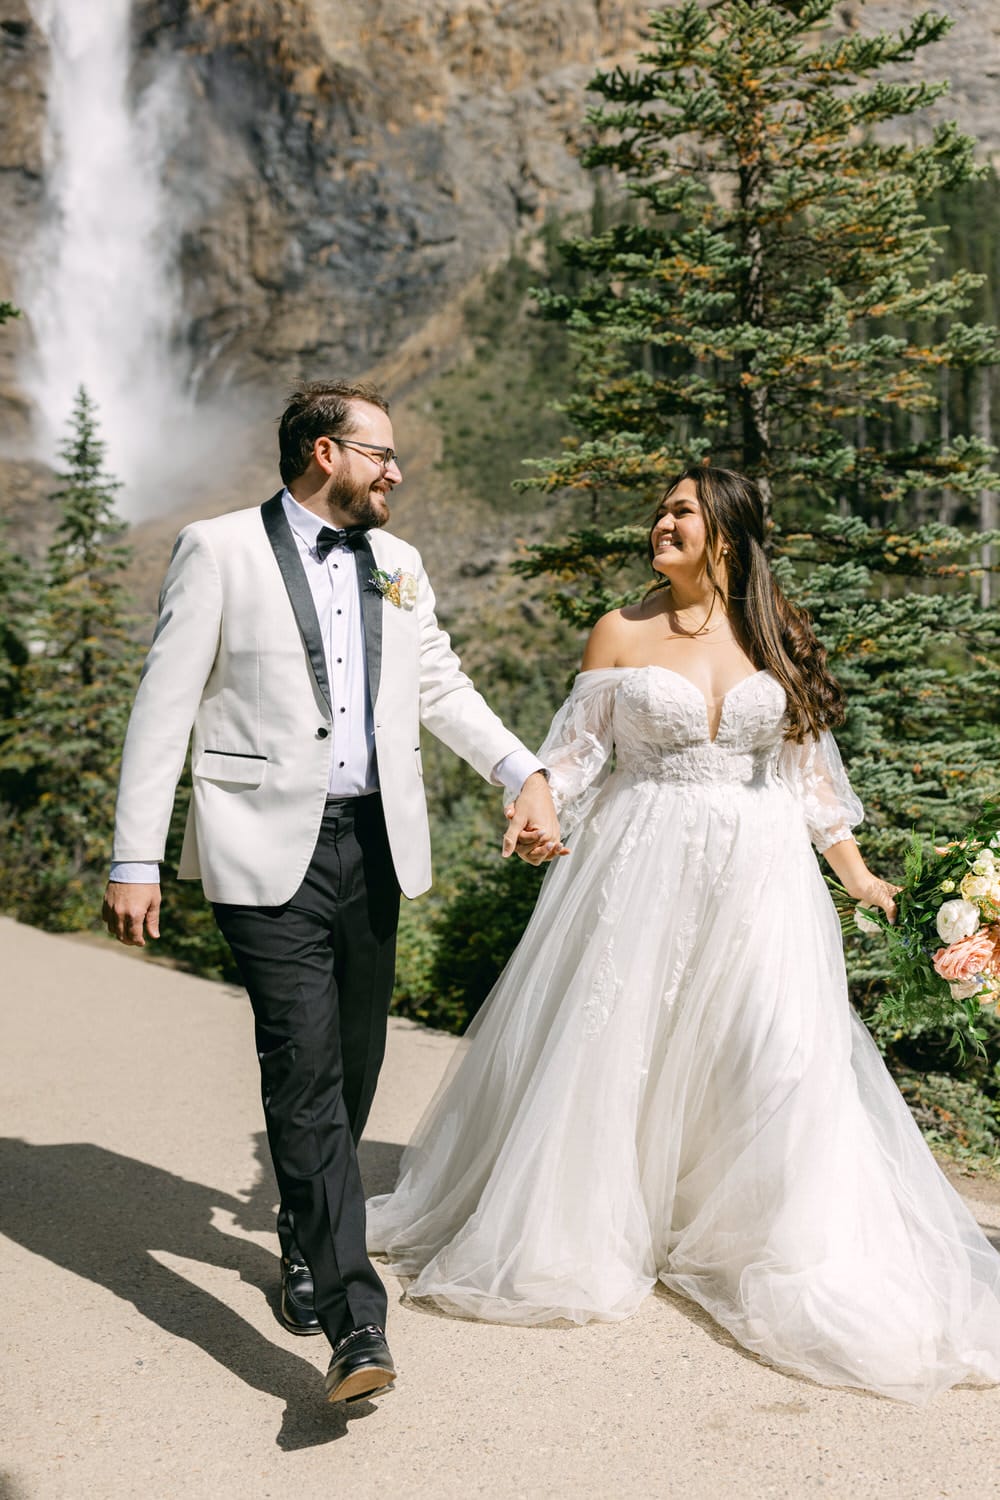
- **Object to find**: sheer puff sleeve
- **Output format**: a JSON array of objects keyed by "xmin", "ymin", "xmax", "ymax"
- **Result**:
[
  {"xmin": 778, "ymin": 730, "xmax": 864, "ymax": 854},
  {"xmin": 537, "ymin": 669, "xmax": 619, "ymax": 840}
]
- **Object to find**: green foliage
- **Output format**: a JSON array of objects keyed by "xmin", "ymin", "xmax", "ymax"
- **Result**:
[
  {"xmin": 834, "ymin": 804, "xmax": 1000, "ymax": 1056},
  {"xmin": 431, "ymin": 239, "xmax": 577, "ymax": 513},
  {"xmin": 393, "ymin": 850, "xmax": 545, "ymax": 1033},
  {"xmin": 523, "ymin": 1, "xmax": 997, "ymax": 516},
  {"xmin": 0, "ymin": 389, "xmax": 144, "ymax": 928},
  {"xmin": 494, "ymin": 1, "xmax": 1000, "ymax": 1152},
  {"xmin": 0, "ymin": 394, "xmax": 256, "ymax": 973},
  {"xmin": 0, "ymin": 528, "xmax": 32, "ymax": 727},
  {"xmin": 429, "ymin": 857, "xmax": 544, "ymax": 1029},
  {"xmin": 894, "ymin": 1064, "xmax": 1000, "ymax": 1168},
  {"xmin": 515, "ymin": 2, "xmax": 1000, "ymax": 1009},
  {"xmin": 779, "ymin": 518, "xmax": 1000, "ymax": 1029},
  {"xmin": 386, "ymin": 253, "xmax": 588, "ymax": 1027}
]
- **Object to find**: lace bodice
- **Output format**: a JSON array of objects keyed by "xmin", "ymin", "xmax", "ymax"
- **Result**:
[
  {"xmin": 538, "ymin": 666, "xmax": 863, "ymax": 853},
  {"xmin": 612, "ymin": 665, "xmax": 783, "ymax": 783}
]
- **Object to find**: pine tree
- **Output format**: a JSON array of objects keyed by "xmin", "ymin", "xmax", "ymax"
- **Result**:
[
  {"xmin": 0, "ymin": 531, "xmax": 32, "ymax": 729},
  {"xmin": 522, "ymin": 0, "xmax": 997, "ymax": 529},
  {"xmin": 0, "ymin": 388, "xmax": 143, "ymax": 929},
  {"xmin": 0, "ymin": 300, "xmax": 26, "ymax": 722},
  {"xmin": 516, "ymin": 1, "xmax": 1000, "ymax": 1033}
]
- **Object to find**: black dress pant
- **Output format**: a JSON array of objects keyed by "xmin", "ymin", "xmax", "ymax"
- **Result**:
[{"xmin": 213, "ymin": 793, "xmax": 400, "ymax": 1346}]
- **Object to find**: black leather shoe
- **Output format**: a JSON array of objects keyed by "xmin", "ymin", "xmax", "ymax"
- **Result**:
[
  {"xmin": 280, "ymin": 1257, "xmax": 322, "ymax": 1336},
  {"xmin": 324, "ymin": 1325, "xmax": 396, "ymax": 1404}
]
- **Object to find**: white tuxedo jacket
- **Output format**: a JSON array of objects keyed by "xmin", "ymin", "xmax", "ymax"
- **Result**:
[{"xmin": 112, "ymin": 493, "xmax": 526, "ymax": 902}]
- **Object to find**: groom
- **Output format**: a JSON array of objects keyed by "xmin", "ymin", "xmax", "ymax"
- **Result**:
[{"xmin": 102, "ymin": 380, "xmax": 562, "ymax": 1404}]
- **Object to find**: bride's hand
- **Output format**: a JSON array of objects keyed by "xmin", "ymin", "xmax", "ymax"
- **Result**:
[
  {"xmin": 505, "ymin": 814, "xmax": 569, "ymax": 865},
  {"xmin": 853, "ymin": 875, "xmax": 900, "ymax": 925}
]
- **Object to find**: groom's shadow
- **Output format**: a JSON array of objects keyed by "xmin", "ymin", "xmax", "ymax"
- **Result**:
[{"xmin": 0, "ymin": 1133, "xmax": 399, "ymax": 1450}]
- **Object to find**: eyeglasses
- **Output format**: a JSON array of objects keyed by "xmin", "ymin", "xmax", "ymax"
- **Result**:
[{"xmin": 333, "ymin": 438, "xmax": 399, "ymax": 471}]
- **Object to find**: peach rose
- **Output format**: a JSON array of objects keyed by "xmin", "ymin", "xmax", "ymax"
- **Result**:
[{"xmin": 932, "ymin": 930, "xmax": 996, "ymax": 983}]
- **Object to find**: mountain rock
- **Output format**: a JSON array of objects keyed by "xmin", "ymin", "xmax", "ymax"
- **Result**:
[
  {"xmin": 125, "ymin": 0, "xmax": 649, "ymax": 393},
  {"xmin": 1, "ymin": 0, "xmax": 998, "ymax": 564},
  {"xmin": 5, "ymin": 0, "xmax": 997, "ymax": 418}
]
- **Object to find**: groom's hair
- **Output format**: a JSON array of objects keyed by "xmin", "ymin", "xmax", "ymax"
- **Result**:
[{"xmin": 278, "ymin": 381, "xmax": 390, "ymax": 484}]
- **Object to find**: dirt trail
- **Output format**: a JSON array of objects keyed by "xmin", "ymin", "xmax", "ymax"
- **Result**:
[{"xmin": 2, "ymin": 915, "xmax": 998, "ymax": 1500}]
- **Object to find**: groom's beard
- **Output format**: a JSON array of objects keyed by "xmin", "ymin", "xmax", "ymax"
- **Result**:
[{"xmin": 330, "ymin": 470, "xmax": 391, "ymax": 529}]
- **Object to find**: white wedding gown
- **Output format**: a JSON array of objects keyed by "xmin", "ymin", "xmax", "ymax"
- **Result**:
[{"xmin": 367, "ymin": 667, "xmax": 1000, "ymax": 1403}]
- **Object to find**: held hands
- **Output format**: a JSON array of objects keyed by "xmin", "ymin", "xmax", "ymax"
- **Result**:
[
  {"xmin": 501, "ymin": 771, "xmax": 569, "ymax": 865},
  {"xmin": 101, "ymin": 882, "xmax": 161, "ymax": 946}
]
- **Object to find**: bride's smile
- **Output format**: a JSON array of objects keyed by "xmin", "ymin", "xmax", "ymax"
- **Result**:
[{"xmin": 650, "ymin": 479, "xmax": 710, "ymax": 573}]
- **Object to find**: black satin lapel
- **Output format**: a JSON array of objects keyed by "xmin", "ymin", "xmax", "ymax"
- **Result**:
[
  {"xmin": 260, "ymin": 494, "xmax": 332, "ymax": 714},
  {"xmin": 353, "ymin": 536, "xmax": 383, "ymax": 709}
]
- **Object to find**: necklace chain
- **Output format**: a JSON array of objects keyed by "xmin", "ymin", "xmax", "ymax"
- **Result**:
[{"xmin": 668, "ymin": 598, "xmax": 726, "ymax": 638}]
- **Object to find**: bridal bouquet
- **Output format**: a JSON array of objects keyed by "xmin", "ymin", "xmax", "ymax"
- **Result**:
[{"xmin": 850, "ymin": 803, "xmax": 1000, "ymax": 1051}]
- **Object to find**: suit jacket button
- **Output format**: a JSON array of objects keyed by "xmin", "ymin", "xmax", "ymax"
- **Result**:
[{"xmin": 316, "ymin": 727, "xmax": 329, "ymax": 739}]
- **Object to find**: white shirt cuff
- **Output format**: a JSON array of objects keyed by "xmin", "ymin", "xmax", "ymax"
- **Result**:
[
  {"xmin": 110, "ymin": 861, "xmax": 161, "ymax": 884},
  {"xmin": 493, "ymin": 749, "xmax": 547, "ymax": 799}
]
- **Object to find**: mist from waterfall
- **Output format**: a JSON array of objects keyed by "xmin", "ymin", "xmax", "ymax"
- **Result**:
[{"xmin": 19, "ymin": 0, "xmax": 196, "ymax": 512}]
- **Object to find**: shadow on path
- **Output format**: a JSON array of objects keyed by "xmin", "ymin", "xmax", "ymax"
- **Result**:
[
  {"xmin": 0, "ymin": 1134, "xmax": 399, "ymax": 1450},
  {"xmin": 357, "ymin": 1137, "xmax": 403, "ymax": 1196}
]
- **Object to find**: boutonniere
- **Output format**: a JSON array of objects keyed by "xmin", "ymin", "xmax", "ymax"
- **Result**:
[{"xmin": 369, "ymin": 567, "xmax": 417, "ymax": 610}]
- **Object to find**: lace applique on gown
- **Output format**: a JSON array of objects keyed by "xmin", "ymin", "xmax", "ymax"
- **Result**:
[{"xmin": 367, "ymin": 667, "xmax": 1000, "ymax": 1404}]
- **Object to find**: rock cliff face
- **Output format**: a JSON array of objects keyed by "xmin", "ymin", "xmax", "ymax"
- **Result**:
[
  {"xmin": 5, "ymin": 0, "xmax": 998, "ymax": 421},
  {"xmin": 1, "ymin": 0, "xmax": 999, "ymax": 554},
  {"xmin": 129, "ymin": 0, "xmax": 648, "ymax": 393}
]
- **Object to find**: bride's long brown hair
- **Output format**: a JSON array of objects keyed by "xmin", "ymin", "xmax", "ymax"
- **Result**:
[{"xmin": 647, "ymin": 465, "xmax": 845, "ymax": 742}]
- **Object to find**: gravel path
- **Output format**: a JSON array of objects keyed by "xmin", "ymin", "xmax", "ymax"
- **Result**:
[{"xmin": 2, "ymin": 915, "xmax": 998, "ymax": 1500}]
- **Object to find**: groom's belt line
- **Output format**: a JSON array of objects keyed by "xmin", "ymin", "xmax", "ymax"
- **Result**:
[{"xmin": 322, "ymin": 792, "xmax": 381, "ymax": 816}]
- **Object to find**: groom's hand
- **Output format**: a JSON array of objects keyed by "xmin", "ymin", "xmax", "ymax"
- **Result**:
[
  {"xmin": 510, "ymin": 823, "xmax": 570, "ymax": 866},
  {"xmin": 101, "ymin": 882, "xmax": 161, "ymax": 946},
  {"xmin": 502, "ymin": 772, "xmax": 567, "ymax": 863}
]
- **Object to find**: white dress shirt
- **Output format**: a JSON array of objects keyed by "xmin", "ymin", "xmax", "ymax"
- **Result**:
[
  {"xmin": 111, "ymin": 490, "xmax": 542, "ymax": 883},
  {"xmin": 283, "ymin": 488, "xmax": 378, "ymax": 795}
]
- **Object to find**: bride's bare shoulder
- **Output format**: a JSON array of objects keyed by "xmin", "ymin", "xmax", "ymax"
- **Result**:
[
  {"xmin": 581, "ymin": 596, "xmax": 663, "ymax": 669},
  {"xmin": 581, "ymin": 610, "xmax": 625, "ymax": 670}
]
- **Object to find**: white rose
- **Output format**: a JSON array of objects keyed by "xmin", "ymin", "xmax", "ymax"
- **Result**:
[
  {"xmin": 972, "ymin": 850, "xmax": 996, "ymax": 875},
  {"xmin": 949, "ymin": 976, "xmax": 986, "ymax": 1001},
  {"xmin": 399, "ymin": 573, "xmax": 418, "ymax": 610},
  {"xmin": 960, "ymin": 872, "xmax": 991, "ymax": 904},
  {"xmin": 854, "ymin": 907, "xmax": 882, "ymax": 935},
  {"xmin": 935, "ymin": 898, "xmax": 981, "ymax": 944}
]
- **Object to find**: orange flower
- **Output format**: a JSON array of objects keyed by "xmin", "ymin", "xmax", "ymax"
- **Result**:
[
  {"xmin": 985, "ymin": 925, "xmax": 1000, "ymax": 978},
  {"xmin": 932, "ymin": 930, "xmax": 995, "ymax": 983}
]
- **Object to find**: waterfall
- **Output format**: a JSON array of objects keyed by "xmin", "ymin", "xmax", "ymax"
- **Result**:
[{"xmin": 19, "ymin": 0, "xmax": 193, "ymax": 510}]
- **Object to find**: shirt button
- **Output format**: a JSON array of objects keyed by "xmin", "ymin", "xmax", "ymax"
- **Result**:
[
  {"xmin": 336, "ymin": 609, "xmax": 342, "ymax": 616},
  {"xmin": 336, "ymin": 657, "xmax": 343, "ymax": 664},
  {"xmin": 316, "ymin": 727, "xmax": 329, "ymax": 739},
  {"xmin": 339, "ymin": 761, "xmax": 345, "ymax": 768},
  {"xmin": 339, "ymin": 707, "xmax": 346, "ymax": 714}
]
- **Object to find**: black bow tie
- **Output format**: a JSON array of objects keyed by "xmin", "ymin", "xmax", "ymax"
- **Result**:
[{"xmin": 315, "ymin": 525, "xmax": 369, "ymax": 560}]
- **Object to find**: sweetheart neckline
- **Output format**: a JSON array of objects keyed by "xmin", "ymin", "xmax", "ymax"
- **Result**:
[{"xmin": 625, "ymin": 665, "xmax": 771, "ymax": 745}]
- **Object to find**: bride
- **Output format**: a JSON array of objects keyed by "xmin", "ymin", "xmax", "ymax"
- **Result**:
[{"xmin": 367, "ymin": 465, "xmax": 1000, "ymax": 1403}]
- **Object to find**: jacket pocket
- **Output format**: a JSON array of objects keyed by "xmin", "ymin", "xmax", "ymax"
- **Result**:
[{"xmin": 194, "ymin": 749, "xmax": 267, "ymax": 787}]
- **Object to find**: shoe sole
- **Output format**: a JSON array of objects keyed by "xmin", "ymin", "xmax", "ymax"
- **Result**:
[
  {"xmin": 325, "ymin": 1364, "xmax": 397, "ymax": 1405},
  {"xmin": 280, "ymin": 1313, "xmax": 324, "ymax": 1337}
]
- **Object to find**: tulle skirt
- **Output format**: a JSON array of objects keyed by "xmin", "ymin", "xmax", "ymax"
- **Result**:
[{"xmin": 367, "ymin": 770, "xmax": 1000, "ymax": 1403}]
